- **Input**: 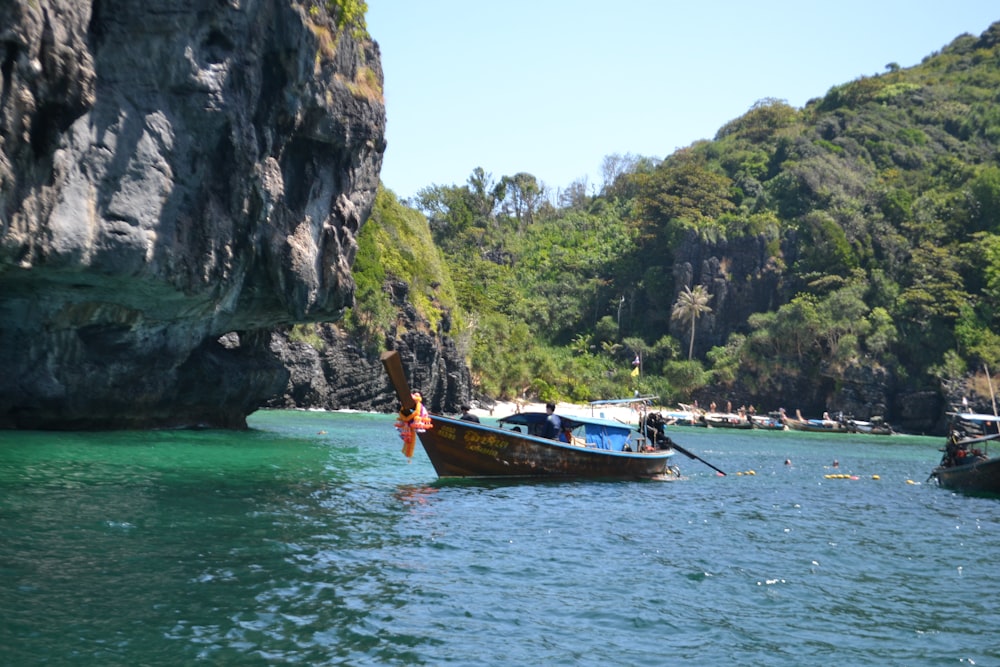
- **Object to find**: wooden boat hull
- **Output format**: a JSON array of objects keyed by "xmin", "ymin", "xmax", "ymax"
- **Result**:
[
  {"xmin": 671, "ymin": 417, "xmax": 707, "ymax": 427},
  {"xmin": 380, "ymin": 350, "xmax": 679, "ymax": 480},
  {"xmin": 845, "ymin": 419, "xmax": 894, "ymax": 435},
  {"xmin": 783, "ymin": 419, "xmax": 848, "ymax": 433},
  {"xmin": 932, "ymin": 456, "xmax": 1000, "ymax": 495},
  {"xmin": 750, "ymin": 417, "xmax": 786, "ymax": 431},
  {"xmin": 669, "ymin": 405, "xmax": 706, "ymax": 427},
  {"xmin": 418, "ymin": 415, "xmax": 673, "ymax": 479},
  {"xmin": 703, "ymin": 414, "xmax": 752, "ymax": 429}
]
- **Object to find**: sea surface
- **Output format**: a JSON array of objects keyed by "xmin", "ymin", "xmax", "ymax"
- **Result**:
[{"xmin": 2, "ymin": 410, "xmax": 999, "ymax": 666}]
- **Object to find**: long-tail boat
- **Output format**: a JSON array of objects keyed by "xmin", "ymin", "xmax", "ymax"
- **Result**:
[
  {"xmin": 381, "ymin": 351, "xmax": 724, "ymax": 480},
  {"xmin": 703, "ymin": 412, "xmax": 753, "ymax": 429},
  {"xmin": 781, "ymin": 408, "xmax": 849, "ymax": 433},
  {"xmin": 750, "ymin": 413, "xmax": 787, "ymax": 430}
]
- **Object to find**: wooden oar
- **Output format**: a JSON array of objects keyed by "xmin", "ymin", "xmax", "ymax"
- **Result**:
[
  {"xmin": 667, "ymin": 439, "xmax": 727, "ymax": 476},
  {"xmin": 380, "ymin": 351, "xmax": 417, "ymax": 414}
]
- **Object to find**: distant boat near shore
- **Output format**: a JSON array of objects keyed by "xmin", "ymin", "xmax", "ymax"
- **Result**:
[
  {"xmin": 844, "ymin": 416, "xmax": 895, "ymax": 435},
  {"xmin": 750, "ymin": 413, "xmax": 787, "ymax": 431},
  {"xmin": 702, "ymin": 412, "xmax": 753, "ymax": 429},
  {"xmin": 781, "ymin": 409, "xmax": 850, "ymax": 433},
  {"xmin": 663, "ymin": 404, "xmax": 705, "ymax": 427}
]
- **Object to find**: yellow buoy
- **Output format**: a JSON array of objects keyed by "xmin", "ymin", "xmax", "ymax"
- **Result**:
[{"xmin": 872, "ymin": 475, "xmax": 880, "ymax": 480}]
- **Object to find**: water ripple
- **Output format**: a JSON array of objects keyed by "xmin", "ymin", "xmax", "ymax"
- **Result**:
[{"xmin": 3, "ymin": 415, "xmax": 1000, "ymax": 665}]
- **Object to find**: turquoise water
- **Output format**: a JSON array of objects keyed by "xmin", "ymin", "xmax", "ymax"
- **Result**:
[{"xmin": 2, "ymin": 410, "xmax": 999, "ymax": 666}]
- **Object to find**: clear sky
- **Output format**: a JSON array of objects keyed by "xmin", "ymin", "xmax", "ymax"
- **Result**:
[{"xmin": 366, "ymin": 2, "xmax": 998, "ymax": 202}]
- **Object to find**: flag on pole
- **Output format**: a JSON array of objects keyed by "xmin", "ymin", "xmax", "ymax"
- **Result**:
[
  {"xmin": 632, "ymin": 355, "xmax": 640, "ymax": 366},
  {"xmin": 631, "ymin": 366, "xmax": 640, "ymax": 377}
]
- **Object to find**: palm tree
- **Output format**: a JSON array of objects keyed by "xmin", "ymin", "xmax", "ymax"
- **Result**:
[{"xmin": 672, "ymin": 284, "xmax": 713, "ymax": 360}]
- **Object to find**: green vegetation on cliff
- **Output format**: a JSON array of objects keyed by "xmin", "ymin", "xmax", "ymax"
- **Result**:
[
  {"xmin": 360, "ymin": 22, "xmax": 1000, "ymax": 420},
  {"xmin": 347, "ymin": 189, "xmax": 459, "ymax": 350}
]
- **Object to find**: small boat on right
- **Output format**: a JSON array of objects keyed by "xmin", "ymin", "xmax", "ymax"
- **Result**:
[{"xmin": 929, "ymin": 412, "xmax": 1000, "ymax": 495}]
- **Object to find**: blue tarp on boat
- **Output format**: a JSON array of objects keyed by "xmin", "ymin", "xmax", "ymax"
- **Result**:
[{"xmin": 498, "ymin": 412, "xmax": 635, "ymax": 451}]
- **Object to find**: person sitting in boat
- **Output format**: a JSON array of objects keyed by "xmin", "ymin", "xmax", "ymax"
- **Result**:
[
  {"xmin": 654, "ymin": 435, "xmax": 676, "ymax": 451},
  {"xmin": 941, "ymin": 434, "xmax": 982, "ymax": 467},
  {"xmin": 642, "ymin": 412, "xmax": 664, "ymax": 443},
  {"xmin": 640, "ymin": 433, "xmax": 670, "ymax": 452},
  {"xmin": 643, "ymin": 413, "xmax": 678, "ymax": 449},
  {"xmin": 541, "ymin": 402, "xmax": 562, "ymax": 439},
  {"xmin": 459, "ymin": 404, "xmax": 480, "ymax": 423},
  {"xmin": 942, "ymin": 435, "xmax": 962, "ymax": 467}
]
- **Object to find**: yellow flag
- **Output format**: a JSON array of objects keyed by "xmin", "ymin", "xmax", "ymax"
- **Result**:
[{"xmin": 631, "ymin": 366, "xmax": 640, "ymax": 377}]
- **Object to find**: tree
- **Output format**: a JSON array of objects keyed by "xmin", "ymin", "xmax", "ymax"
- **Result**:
[
  {"xmin": 966, "ymin": 166, "xmax": 1000, "ymax": 233},
  {"xmin": 499, "ymin": 172, "xmax": 544, "ymax": 233},
  {"xmin": 600, "ymin": 153, "xmax": 640, "ymax": 193},
  {"xmin": 672, "ymin": 284, "xmax": 713, "ymax": 360},
  {"xmin": 569, "ymin": 333, "xmax": 592, "ymax": 356},
  {"xmin": 715, "ymin": 98, "xmax": 798, "ymax": 142},
  {"xmin": 414, "ymin": 183, "xmax": 475, "ymax": 246},
  {"xmin": 558, "ymin": 178, "xmax": 590, "ymax": 210},
  {"xmin": 707, "ymin": 333, "xmax": 747, "ymax": 386},
  {"xmin": 640, "ymin": 152, "xmax": 736, "ymax": 227},
  {"xmin": 467, "ymin": 166, "xmax": 503, "ymax": 223}
]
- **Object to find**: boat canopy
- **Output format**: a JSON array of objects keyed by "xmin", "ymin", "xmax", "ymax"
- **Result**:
[
  {"xmin": 948, "ymin": 412, "xmax": 1000, "ymax": 422},
  {"xmin": 588, "ymin": 395, "xmax": 659, "ymax": 406},
  {"xmin": 498, "ymin": 412, "xmax": 636, "ymax": 451},
  {"xmin": 586, "ymin": 396, "xmax": 659, "ymax": 418}
]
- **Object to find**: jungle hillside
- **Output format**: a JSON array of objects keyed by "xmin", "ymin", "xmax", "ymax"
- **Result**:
[{"xmin": 347, "ymin": 22, "xmax": 1000, "ymax": 432}]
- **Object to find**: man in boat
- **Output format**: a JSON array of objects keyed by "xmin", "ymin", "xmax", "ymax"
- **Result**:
[
  {"xmin": 941, "ymin": 433, "xmax": 988, "ymax": 467},
  {"xmin": 640, "ymin": 412, "xmax": 677, "ymax": 451},
  {"xmin": 459, "ymin": 404, "xmax": 480, "ymax": 423},
  {"xmin": 942, "ymin": 434, "xmax": 963, "ymax": 467},
  {"xmin": 541, "ymin": 402, "xmax": 561, "ymax": 439}
]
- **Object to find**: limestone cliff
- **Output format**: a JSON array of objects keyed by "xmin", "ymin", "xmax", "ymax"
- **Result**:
[
  {"xmin": 266, "ymin": 324, "xmax": 474, "ymax": 416},
  {"xmin": 0, "ymin": 0, "xmax": 386, "ymax": 428}
]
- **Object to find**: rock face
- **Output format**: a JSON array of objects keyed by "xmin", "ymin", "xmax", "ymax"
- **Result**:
[
  {"xmin": 266, "ymin": 324, "xmax": 474, "ymax": 416},
  {"xmin": 263, "ymin": 261, "xmax": 475, "ymax": 417},
  {"xmin": 670, "ymin": 229, "xmax": 786, "ymax": 355},
  {"xmin": 0, "ymin": 1, "xmax": 386, "ymax": 428},
  {"xmin": 672, "ymin": 232, "xmax": 950, "ymax": 432},
  {"xmin": 673, "ymin": 230, "xmax": 903, "ymax": 425}
]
